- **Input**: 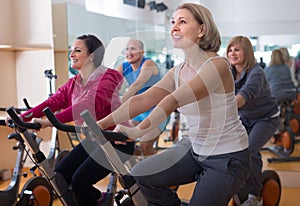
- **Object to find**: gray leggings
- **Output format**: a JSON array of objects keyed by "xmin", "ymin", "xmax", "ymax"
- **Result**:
[{"xmin": 131, "ymin": 138, "xmax": 250, "ymax": 206}]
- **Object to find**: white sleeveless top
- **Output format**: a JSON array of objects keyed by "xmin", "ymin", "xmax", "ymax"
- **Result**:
[{"xmin": 174, "ymin": 57, "xmax": 248, "ymax": 156}]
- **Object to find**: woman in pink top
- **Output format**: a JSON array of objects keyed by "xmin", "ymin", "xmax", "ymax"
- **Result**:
[
  {"xmin": 20, "ymin": 34, "xmax": 123, "ymax": 129},
  {"xmin": 12, "ymin": 34, "xmax": 135, "ymax": 206}
]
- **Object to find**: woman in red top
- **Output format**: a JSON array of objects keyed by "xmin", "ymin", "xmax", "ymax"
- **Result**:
[
  {"xmin": 11, "ymin": 34, "xmax": 135, "ymax": 206},
  {"xmin": 20, "ymin": 34, "xmax": 123, "ymax": 128}
]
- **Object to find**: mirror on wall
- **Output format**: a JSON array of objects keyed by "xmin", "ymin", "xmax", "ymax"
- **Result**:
[
  {"xmin": 62, "ymin": 1, "xmax": 300, "ymax": 84},
  {"xmin": 65, "ymin": 3, "xmax": 179, "ymax": 78}
]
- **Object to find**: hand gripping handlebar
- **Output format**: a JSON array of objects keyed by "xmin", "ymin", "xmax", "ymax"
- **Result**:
[
  {"xmin": 6, "ymin": 107, "xmax": 41, "ymax": 130},
  {"xmin": 42, "ymin": 107, "xmax": 80, "ymax": 133}
]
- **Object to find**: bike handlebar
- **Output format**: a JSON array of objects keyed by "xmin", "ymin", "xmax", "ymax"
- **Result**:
[
  {"xmin": 80, "ymin": 109, "xmax": 129, "ymax": 142},
  {"xmin": 43, "ymin": 107, "xmax": 128, "ymax": 142},
  {"xmin": 23, "ymin": 98, "xmax": 32, "ymax": 109},
  {"xmin": 43, "ymin": 107, "xmax": 80, "ymax": 133},
  {"xmin": 6, "ymin": 107, "xmax": 41, "ymax": 130},
  {"xmin": 0, "ymin": 107, "xmax": 28, "ymax": 114},
  {"xmin": 0, "ymin": 118, "xmax": 16, "ymax": 128}
]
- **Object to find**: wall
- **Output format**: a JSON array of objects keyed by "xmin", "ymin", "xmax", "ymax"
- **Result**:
[
  {"xmin": 0, "ymin": 0, "xmax": 54, "ymax": 170},
  {"xmin": 0, "ymin": 0, "xmax": 54, "ymax": 108},
  {"xmin": 0, "ymin": 52, "xmax": 17, "ymax": 106},
  {"xmin": 0, "ymin": 0, "xmax": 14, "ymax": 45},
  {"xmin": 52, "ymin": 3, "xmax": 69, "ymax": 89}
]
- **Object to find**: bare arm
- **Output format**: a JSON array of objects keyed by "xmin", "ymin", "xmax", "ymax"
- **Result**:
[
  {"xmin": 116, "ymin": 64, "xmax": 123, "ymax": 74},
  {"xmin": 136, "ymin": 58, "xmax": 231, "ymax": 129},
  {"xmin": 97, "ymin": 70, "xmax": 174, "ymax": 131},
  {"xmin": 171, "ymin": 58, "xmax": 233, "ymax": 107},
  {"xmin": 116, "ymin": 58, "xmax": 233, "ymax": 139},
  {"xmin": 121, "ymin": 59, "xmax": 159, "ymax": 103}
]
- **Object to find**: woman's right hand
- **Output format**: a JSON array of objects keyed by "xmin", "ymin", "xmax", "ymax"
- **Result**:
[
  {"xmin": 96, "ymin": 120, "xmax": 104, "ymax": 130},
  {"xmin": 32, "ymin": 118, "xmax": 52, "ymax": 129},
  {"xmin": 114, "ymin": 124, "xmax": 145, "ymax": 140}
]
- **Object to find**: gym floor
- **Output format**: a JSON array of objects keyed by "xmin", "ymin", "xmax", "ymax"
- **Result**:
[{"xmin": 1, "ymin": 132, "xmax": 300, "ymax": 206}]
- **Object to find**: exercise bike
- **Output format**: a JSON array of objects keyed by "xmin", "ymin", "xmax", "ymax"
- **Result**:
[
  {"xmin": 0, "ymin": 119, "xmax": 53, "ymax": 206},
  {"xmin": 229, "ymin": 169, "xmax": 281, "ymax": 206},
  {"xmin": 6, "ymin": 107, "xmax": 79, "ymax": 206},
  {"xmin": 42, "ymin": 69, "xmax": 79, "ymax": 169},
  {"xmin": 16, "ymin": 98, "xmax": 76, "ymax": 174},
  {"xmin": 43, "ymin": 107, "xmax": 147, "ymax": 206},
  {"xmin": 44, "ymin": 108, "xmax": 282, "ymax": 206},
  {"xmin": 263, "ymin": 93, "xmax": 300, "ymax": 163},
  {"xmin": 23, "ymin": 69, "xmax": 79, "ymax": 171},
  {"xmin": 163, "ymin": 111, "xmax": 282, "ymax": 206},
  {"xmin": 7, "ymin": 106, "xmax": 147, "ymax": 206}
]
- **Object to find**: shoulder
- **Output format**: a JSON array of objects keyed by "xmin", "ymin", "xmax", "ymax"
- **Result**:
[
  {"xmin": 210, "ymin": 56, "xmax": 229, "ymax": 67},
  {"xmin": 247, "ymin": 64, "xmax": 268, "ymax": 82},
  {"xmin": 57, "ymin": 76, "xmax": 77, "ymax": 92},
  {"xmin": 65, "ymin": 75, "xmax": 77, "ymax": 85},
  {"xmin": 98, "ymin": 68, "xmax": 123, "ymax": 82},
  {"xmin": 249, "ymin": 64, "xmax": 264, "ymax": 74},
  {"xmin": 264, "ymin": 65, "xmax": 274, "ymax": 72},
  {"xmin": 142, "ymin": 58, "xmax": 157, "ymax": 67},
  {"xmin": 106, "ymin": 68, "xmax": 122, "ymax": 76},
  {"xmin": 122, "ymin": 61, "xmax": 132, "ymax": 73},
  {"xmin": 204, "ymin": 56, "xmax": 230, "ymax": 74}
]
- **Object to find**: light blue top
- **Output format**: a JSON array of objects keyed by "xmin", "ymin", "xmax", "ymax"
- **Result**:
[{"xmin": 122, "ymin": 57, "xmax": 161, "ymax": 123}]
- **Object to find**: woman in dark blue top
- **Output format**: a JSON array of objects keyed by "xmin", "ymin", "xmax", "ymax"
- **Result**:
[
  {"xmin": 226, "ymin": 36, "xmax": 280, "ymax": 206},
  {"xmin": 265, "ymin": 48, "xmax": 296, "ymax": 104}
]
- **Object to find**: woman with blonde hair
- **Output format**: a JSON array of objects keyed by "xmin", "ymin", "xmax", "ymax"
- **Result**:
[
  {"xmin": 265, "ymin": 48, "xmax": 296, "ymax": 104},
  {"xmin": 279, "ymin": 47, "xmax": 298, "ymax": 86},
  {"xmin": 98, "ymin": 3, "xmax": 251, "ymax": 206},
  {"xmin": 226, "ymin": 36, "xmax": 280, "ymax": 206}
]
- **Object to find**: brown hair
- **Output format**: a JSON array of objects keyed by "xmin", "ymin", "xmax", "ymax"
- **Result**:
[
  {"xmin": 226, "ymin": 36, "xmax": 256, "ymax": 71},
  {"xmin": 77, "ymin": 34, "xmax": 105, "ymax": 67}
]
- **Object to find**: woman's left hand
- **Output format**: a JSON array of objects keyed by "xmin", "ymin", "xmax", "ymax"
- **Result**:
[{"xmin": 32, "ymin": 118, "xmax": 52, "ymax": 129}]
